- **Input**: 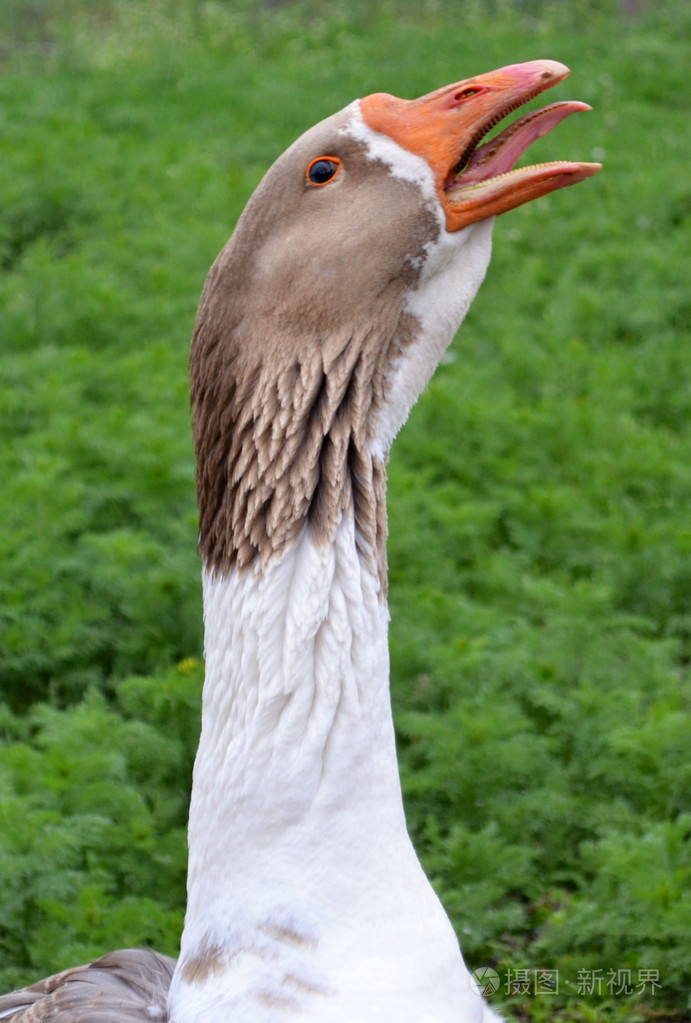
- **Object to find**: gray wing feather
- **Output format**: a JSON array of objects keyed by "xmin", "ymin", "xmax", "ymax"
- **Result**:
[{"xmin": 0, "ymin": 949, "xmax": 176, "ymax": 1023}]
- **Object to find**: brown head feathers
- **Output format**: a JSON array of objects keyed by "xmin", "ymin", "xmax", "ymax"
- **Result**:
[{"xmin": 190, "ymin": 107, "xmax": 439, "ymax": 587}]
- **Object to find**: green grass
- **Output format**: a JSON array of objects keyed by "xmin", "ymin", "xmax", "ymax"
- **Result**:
[{"xmin": 1, "ymin": 1, "xmax": 690, "ymax": 1019}]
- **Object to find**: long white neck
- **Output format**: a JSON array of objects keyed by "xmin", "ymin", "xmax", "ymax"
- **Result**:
[
  {"xmin": 169, "ymin": 516, "xmax": 493, "ymax": 1022},
  {"xmin": 187, "ymin": 516, "xmax": 401, "ymax": 897}
]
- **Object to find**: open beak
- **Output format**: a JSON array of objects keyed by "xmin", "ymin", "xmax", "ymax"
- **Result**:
[{"xmin": 360, "ymin": 60, "xmax": 602, "ymax": 231}]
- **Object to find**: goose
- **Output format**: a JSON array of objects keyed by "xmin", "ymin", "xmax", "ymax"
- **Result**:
[{"xmin": 0, "ymin": 59, "xmax": 600, "ymax": 1023}]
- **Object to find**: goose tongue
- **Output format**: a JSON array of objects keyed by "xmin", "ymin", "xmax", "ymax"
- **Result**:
[{"xmin": 453, "ymin": 100, "xmax": 593, "ymax": 187}]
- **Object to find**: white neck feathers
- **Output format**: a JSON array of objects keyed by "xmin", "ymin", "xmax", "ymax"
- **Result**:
[
  {"xmin": 170, "ymin": 518, "xmax": 493, "ymax": 1022},
  {"xmin": 190, "ymin": 517, "xmax": 395, "ymax": 841}
]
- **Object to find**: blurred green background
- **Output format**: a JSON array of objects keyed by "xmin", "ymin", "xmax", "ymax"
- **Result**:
[{"xmin": 1, "ymin": 2, "xmax": 689, "ymax": 1019}]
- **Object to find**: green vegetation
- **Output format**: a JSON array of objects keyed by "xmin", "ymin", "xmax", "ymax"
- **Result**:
[{"xmin": 1, "ymin": 1, "xmax": 689, "ymax": 1019}]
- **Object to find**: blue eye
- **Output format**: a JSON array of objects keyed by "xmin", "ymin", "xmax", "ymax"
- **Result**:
[{"xmin": 306, "ymin": 157, "xmax": 342, "ymax": 186}]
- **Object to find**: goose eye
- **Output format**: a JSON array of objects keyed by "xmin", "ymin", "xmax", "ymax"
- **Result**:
[{"xmin": 306, "ymin": 157, "xmax": 342, "ymax": 186}]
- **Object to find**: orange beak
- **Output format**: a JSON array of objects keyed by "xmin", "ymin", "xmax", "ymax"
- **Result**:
[{"xmin": 360, "ymin": 60, "xmax": 601, "ymax": 231}]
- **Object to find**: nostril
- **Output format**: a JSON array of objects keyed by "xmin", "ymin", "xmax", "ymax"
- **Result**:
[{"xmin": 454, "ymin": 87, "xmax": 482, "ymax": 102}]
